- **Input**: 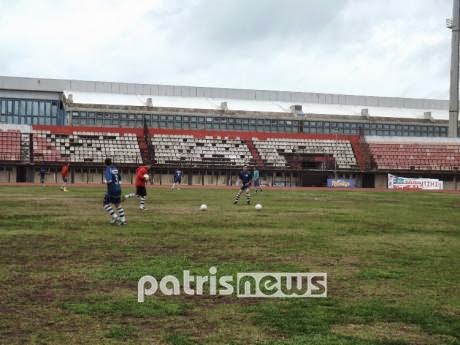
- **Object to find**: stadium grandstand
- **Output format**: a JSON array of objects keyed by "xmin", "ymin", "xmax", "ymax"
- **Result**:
[{"xmin": 1, "ymin": 75, "xmax": 460, "ymax": 189}]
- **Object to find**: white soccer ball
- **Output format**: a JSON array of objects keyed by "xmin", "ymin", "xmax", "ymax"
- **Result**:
[
  {"xmin": 143, "ymin": 174, "xmax": 149, "ymax": 180},
  {"xmin": 200, "ymin": 204, "xmax": 208, "ymax": 211},
  {"xmin": 255, "ymin": 203, "xmax": 263, "ymax": 210}
]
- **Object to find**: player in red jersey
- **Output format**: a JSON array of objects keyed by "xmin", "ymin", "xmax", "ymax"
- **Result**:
[
  {"xmin": 124, "ymin": 165, "xmax": 151, "ymax": 210},
  {"xmin": 60, "ymin": 163, "xmax": 70, "ymax": 192}
]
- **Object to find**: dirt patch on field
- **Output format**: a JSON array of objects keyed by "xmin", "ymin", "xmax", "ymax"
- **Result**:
[{"xmin": 332, "ymin": 322, "xmax": 457, "ymax": 345}]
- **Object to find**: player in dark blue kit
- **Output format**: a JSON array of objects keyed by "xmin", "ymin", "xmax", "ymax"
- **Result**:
[
  {"xmin": 103, "ymin": 158, "xmax": 126, "ymax": 225},
  {"xmin": 233, "ymin": 165, "xmax": 253, "ymax": 205},
  {"xmin": 39, "ymin": 166, "xmax": 46, "ymax": 186},
  {"xmin": 171, "ymin": 169, "xmax": 183, "ymax": 190}
]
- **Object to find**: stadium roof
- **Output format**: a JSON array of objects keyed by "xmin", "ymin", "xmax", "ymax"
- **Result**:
[
  {"xmin": 0, "ymin": 75, "xmax": 450, "ymax": 120},
  {"xmin": 63, "ymin": 90, "xmax": 448, "ymax": 120}
]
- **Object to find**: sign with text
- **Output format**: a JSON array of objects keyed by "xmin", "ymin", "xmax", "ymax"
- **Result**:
[
  {"xmin": 327, "ymin": 178, "xmax": 356, "ymax": 188},
  {"xmin": 388, "ymin": 174, "xmax": 443, "ymax": 190}
]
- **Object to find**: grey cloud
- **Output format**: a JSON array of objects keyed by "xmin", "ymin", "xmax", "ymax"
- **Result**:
[
  {"xmin": 0, "ymin": 0, "xmax": 454, "ymax": 99},
  {"xmin": 167, "ymin": 0, "xmax": 348, "ymax": 49}
]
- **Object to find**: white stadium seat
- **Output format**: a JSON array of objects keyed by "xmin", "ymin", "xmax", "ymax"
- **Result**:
[{"xmin": 33, "ymin": 130, "xmax": 142, "ymax": 164}]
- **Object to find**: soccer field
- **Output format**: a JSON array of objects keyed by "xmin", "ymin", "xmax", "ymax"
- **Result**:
[{"xmin": 0, "ymin": 186, "xmax": 459, "ymax": 345}]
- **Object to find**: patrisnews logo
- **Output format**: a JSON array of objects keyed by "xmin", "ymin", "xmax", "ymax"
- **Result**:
[
  {"xmin": 237, "ymin": 272, "xmax": 327, "ymax": 298},
  {"xmin": 138, "ymin": 267, "xmax": 327, "ymax": 302}
]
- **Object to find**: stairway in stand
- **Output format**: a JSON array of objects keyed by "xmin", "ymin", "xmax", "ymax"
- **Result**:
[
  {"xmin": 245, "ymin": 139, "xmax": 264, "ymax": 168},
  {"xmin": 139, "ymin": 118, "xmax": 155, "ymax": 165},
  {"xmin": 350, "ymin": 136, "xmax": 373, "ymax": 171},
  {"xmin": 21, "ymin": 133, "xmax": 31, "ymax": 162},
  {"xmin": 137, "ymin": 136, "xmax": 150, "ymax": 165}
]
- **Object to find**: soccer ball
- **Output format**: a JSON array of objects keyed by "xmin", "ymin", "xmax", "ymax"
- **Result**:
[
  {"xmin": 200, "ymin": 204, "xmax": 208, "ymax": 211},
  {"xmin": 255, "ymin": 203, "xmax": 263, "ymax": 210},
  {"xmin": 143, "ymin": 174, "xmax": 149, "ymax": 180}
]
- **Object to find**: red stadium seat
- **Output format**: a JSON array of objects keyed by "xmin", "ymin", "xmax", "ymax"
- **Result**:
[
  {"xmin": 368, "ymin": 142, "xmax": 460, "ymax": 171},
  {"xmin": 0, "ymin": 129, "xmax": 22, "ymax": 161}
]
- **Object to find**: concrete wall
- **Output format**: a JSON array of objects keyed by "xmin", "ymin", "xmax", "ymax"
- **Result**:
[
  {"xmin": 32, "ymin": 167, "xmax": 136, "ymax": 184},
  {"xmin": 8, "ymin": 165, "xmax": 460, "ymax": 190},
  {"xmin": 33, "ymin": 168, "xmax": 59, "ymax": 183},
  {"xmin": 0, "ymin": 166, "xmax": 15, "ymax": 182},
  {"xmin": 443, "ymin": 180, "xmax": 457, "ymax": 190},
  {"xmin": 24, "ymin": 169, "xmax": 295, "ymax": 187},
  {"xmin": 375, "ymin": 174, "xmax": 388, "ymax": 189}
]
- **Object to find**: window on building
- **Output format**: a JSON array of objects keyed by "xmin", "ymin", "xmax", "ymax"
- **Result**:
[
  {"xmin": 72, "ymin": 112, "xmax": 80, "ymax": 125},
  {"xmin": 112, "ymin": 113, "xmax": 119, "ymax": 126},
  {"xmin": 7, "ymin": 100, "xmax": 13, "ymax": 114},
  {"xmin": 85, "ymin": 112, "xmax": 94, "ymax": 125},
  {"xmin": 181, "ymin": 117, "xmax": 190, "ymax": 129},
  {"xmin": 19, "ymin": 100, "xmax": 26, "ymax": 115},
  {"xmin": 96, "ymin": 113, "xmax": 104, "ymax": 126},
  {"xmin": 136, "ymin": 116, "xmax": 144, "ymax": 127},
  {"xmin": 189, "ymin": 121, "xmax": 197, "ymax": 129},
  {"xmin": 13, "ymin": 100, "xmax": 19, "ymax": 115},
  {"xmin": 38, "ymin": 101, "xmax": 45, "ymax": 115},
  {"xmin": 32, "ymin": 101, "xmax": 38, "ymax": 116},
  {"xmin": 174, "ymin": 117, "xmax": 182, "ymax": 128},
  {"xmin": 51, "ymin": 102, "xmax": 58, "ymax": 116},
  {"xmin": 25, "ymin": 101, "xmax": 32, "ymax": 116},
  {"xmin": 45, "ymin": 102, "xmax": 51, "ymax": 116}
]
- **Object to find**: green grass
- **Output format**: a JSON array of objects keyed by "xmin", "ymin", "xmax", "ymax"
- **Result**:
[{"xmin": 0, "ymin": 186, "xmax": 459, "ymax": 345}]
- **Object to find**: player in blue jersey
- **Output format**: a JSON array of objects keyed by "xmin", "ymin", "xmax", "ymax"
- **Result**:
[
  {"xmin": 233, "ymin": 165, "xmax": 253, "ymax": 205},
  {"xmin": 103, "ymin": 158, "xmax": 126, "ymax": 225},
  {"xmin": 171, "ymin": 169, "xmax": 183, "ymax": 190},
  {"xmin": 39, "ymin": 166, "xmax": 46, "ymax": 186}
]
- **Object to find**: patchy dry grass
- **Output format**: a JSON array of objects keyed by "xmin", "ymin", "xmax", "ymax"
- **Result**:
[
  {"xmin": 332, "ymin": 322, "xmax": 458, "ymax": 345},
  {"xmin": 0, "ymin": 186, "xmax": 459, "ymax": 344}
]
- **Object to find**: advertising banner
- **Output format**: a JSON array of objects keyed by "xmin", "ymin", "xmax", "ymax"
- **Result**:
[
  {"xmin": 327, "ymin": 178, "xmax": 356, "ymax": 188},
  {"xmin": 388, "ymin": 174, "xmax": 443, "ymax": 190}
]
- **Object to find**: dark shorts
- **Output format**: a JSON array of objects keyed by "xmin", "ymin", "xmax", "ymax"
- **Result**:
[
  {"xmin": 240, "ymin": 183, "xmax": 251, "ymax": 191},
  {"xmin": 174, "ymin": 177, "xmax": 182, "ymax": 184},
  {"xmin": 104, "ymin": 193, "xmax": 121, "ymax": 205},
  {"xmin": 136, "ymin": 186, "xmax": 147, "ymax": 197},
  {"xmin": 62, "ymin": 177, "xmax": 68, "ymax": 183},
  {"xmin": 254, "ymin": 178, "xmax": 260, "ymax": 187}
]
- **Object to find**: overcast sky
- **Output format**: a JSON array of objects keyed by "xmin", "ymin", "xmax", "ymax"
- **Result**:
[{"xmin": 0, "ymin": 0, "xmax": 453, "ymax": 99}]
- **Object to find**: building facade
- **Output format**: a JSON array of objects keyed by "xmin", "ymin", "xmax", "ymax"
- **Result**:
[{"xmin": 0, "ymin": 75, "xmax": 453, "ymax": 137}]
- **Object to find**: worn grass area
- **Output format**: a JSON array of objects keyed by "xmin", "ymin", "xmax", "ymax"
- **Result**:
[{"xmin": 0, "ymin": 186, "xmax": 459, "ymax": 345}]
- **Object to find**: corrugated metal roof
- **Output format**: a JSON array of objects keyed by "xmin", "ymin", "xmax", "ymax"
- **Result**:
[
  {"xmin": 0, "ymin": 76, "xmax": 448, "ymax": 110},
  {"xmin": 63, "ymin": 91, "xmax": 449, "ymax": 120}
]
